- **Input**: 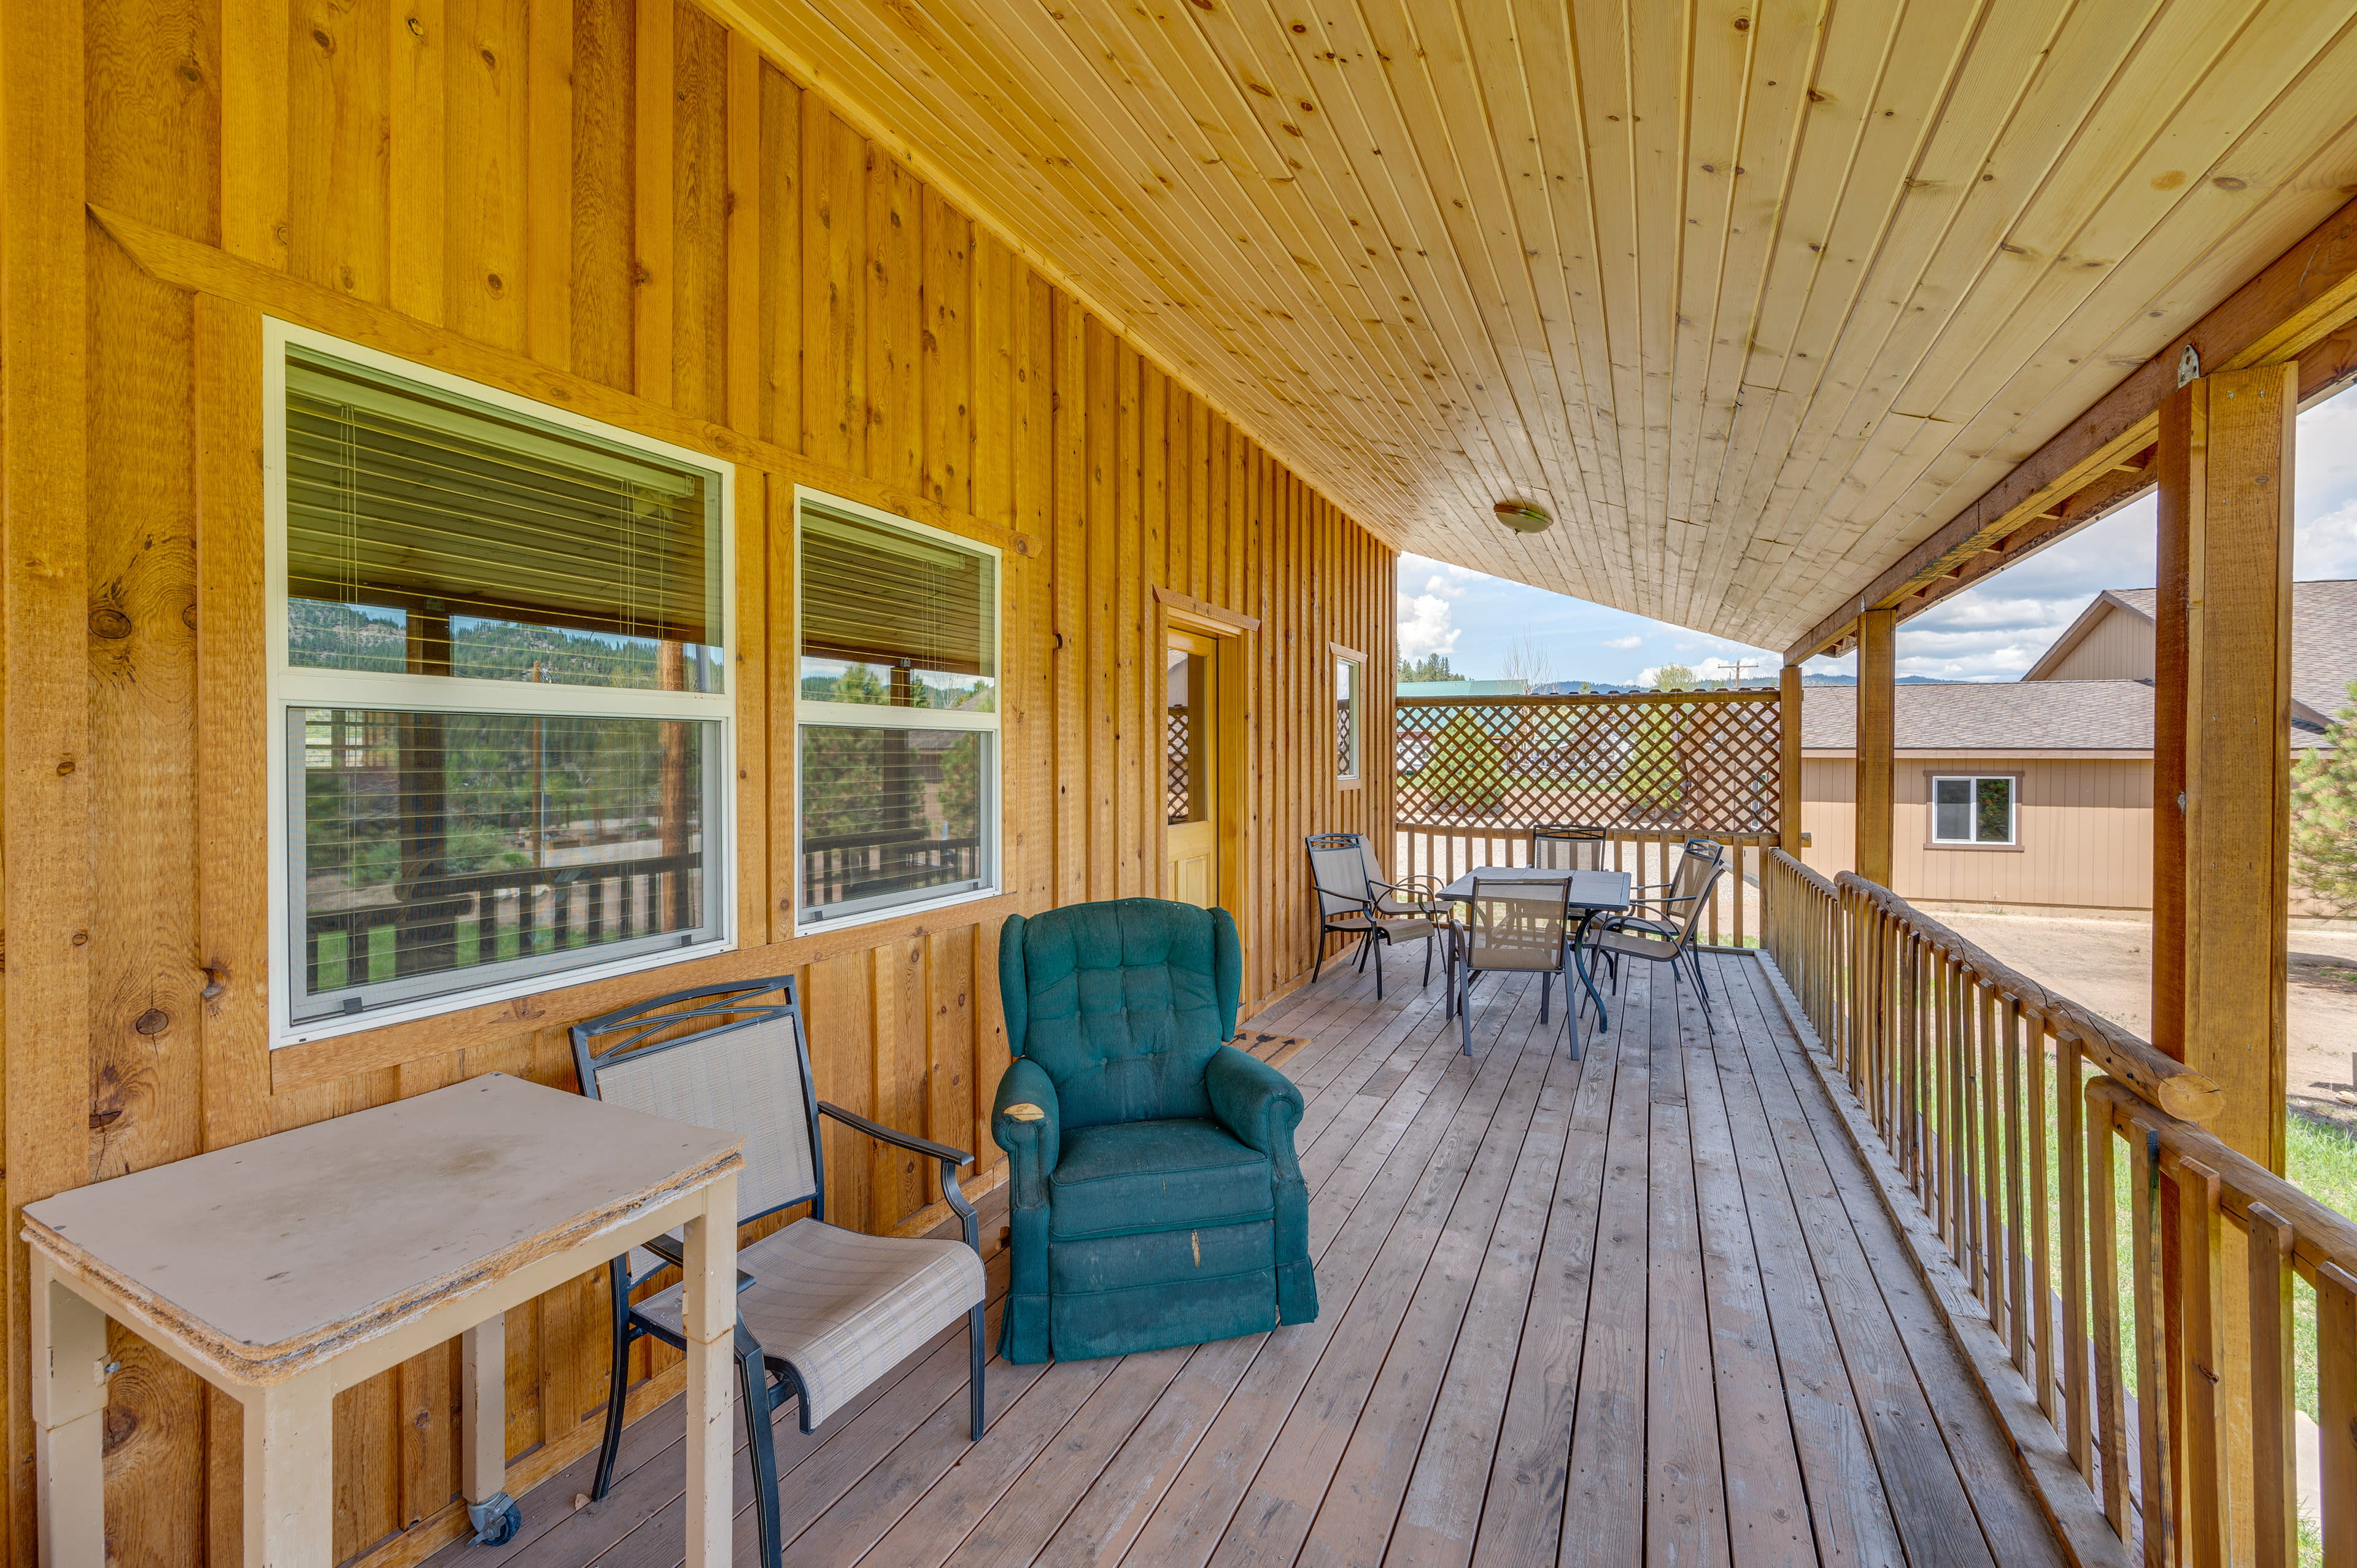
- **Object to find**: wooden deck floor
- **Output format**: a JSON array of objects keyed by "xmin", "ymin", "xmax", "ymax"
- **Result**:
[{"xmin": 432, "ymin": 949, "xmax": 2067, "ymax": 1568}]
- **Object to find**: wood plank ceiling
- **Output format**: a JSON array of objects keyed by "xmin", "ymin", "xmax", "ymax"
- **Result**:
[{"xmin": 714, "ymin": 0, "xmax": 2357, "ymax": 649}]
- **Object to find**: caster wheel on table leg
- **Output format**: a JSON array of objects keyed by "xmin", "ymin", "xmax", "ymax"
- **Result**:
[{"xmin": 468, "ymin": 1493, "xmax": 523, "ymax": 1546}]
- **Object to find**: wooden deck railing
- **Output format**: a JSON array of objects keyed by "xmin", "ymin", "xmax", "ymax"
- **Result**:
[
  {"xmin": 1396, "ymin": 824, "xmax": 1777, "ymax": 948},
  {"xmin": 1760, "ymin": 849, "xmax": 2357, "ymax": 1564}
]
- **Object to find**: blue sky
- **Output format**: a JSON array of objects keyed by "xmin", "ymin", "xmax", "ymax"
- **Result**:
[{"xmin": 1398, "ymin": 384, "xmax": 2357, "ymax": 686}]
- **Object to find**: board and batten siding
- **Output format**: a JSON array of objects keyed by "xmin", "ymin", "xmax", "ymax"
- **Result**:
[
  {"xmin": 1799, "ymin": 755, "xmax": 2156, "ymax": 911},
  {"xmin": 5, "ymin": 1, "xmax": 1396, "ymax": 1562},
  {"xmin": 2040, "ymin": 604, "xmax": 2157, "ymax": 682}
]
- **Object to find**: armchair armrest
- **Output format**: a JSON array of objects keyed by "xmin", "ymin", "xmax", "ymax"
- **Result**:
[
  {"xmin": 821, "ymin": 1102, "xmax": 982, "ymax": 1251},
  {"xmin": 1204, "ymin": 1045, "xmax": 1305, "ymax": 1168},
  {"xmin": 991, "ymin": 1059, "xmax": 1062, "ymax": 1210}
]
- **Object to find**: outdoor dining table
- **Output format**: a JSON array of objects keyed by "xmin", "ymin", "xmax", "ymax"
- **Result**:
[
  {"xmin": 1435, "ymin": 865, "xmax": 1633, "ymax": 1032},
  {"xmin": 22, "ymin": 1072, "xmax": 744, "ymax": 1568}
]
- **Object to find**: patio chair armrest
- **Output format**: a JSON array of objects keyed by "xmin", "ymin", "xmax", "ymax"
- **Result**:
[
  {"xmin": 821, "ymin": 1101, "xmax": 975, "ymax": 1168},
  {"xmin": 991, "ymin": 1059, "xmax": 1061, "ymax": 1208},
  {"xmin": 1205, "ymin": 1045, "xmax": 1305, "ymax": 1173},
  {"xmin": 635, "ymin": 1232, "xmax": 757, "ymax": 1294}
]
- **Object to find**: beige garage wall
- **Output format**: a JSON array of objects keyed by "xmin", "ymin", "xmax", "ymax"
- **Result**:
[{"xmin": 1800, "ymin": 755, "xmax": 2154, "ymax": 913}]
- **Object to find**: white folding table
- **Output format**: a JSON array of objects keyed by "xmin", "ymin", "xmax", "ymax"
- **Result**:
[{"xmin": 23, "ymin": 1072, "xmax": 743, "ymax": 1568}]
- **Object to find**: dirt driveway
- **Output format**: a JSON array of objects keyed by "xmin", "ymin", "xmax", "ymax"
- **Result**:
[{"xmin": 1932, "ymin": 909, "xmax": 2357, "ymax": 1121}]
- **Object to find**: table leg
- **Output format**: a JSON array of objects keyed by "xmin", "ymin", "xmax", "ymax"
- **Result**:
[
  {"xmin": 1571, "ymin": 913, "xmax": 1609, "ymax": 1035},
  {"xmin": 244, "ymin": 1373, "xmax": 333, "ymax": 1568},
  {"xmin": 462, "ymin": 1313, "xmax": 521, "ymax": 1542},
  {"xmin": 682, "ymin": 1173, "xmax": 740, "ymax": 1568},
  {"xmin": 33, "ymin": 1262, "xmax": 110, "ymax": 1568}
]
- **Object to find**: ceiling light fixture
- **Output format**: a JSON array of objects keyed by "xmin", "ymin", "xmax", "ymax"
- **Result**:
[{"xmin": 1493, "ymin": 500, "xmax": 1553, "ymax": 533}]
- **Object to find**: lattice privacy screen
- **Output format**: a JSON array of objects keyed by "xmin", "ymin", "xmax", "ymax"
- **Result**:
[{"xmin": 1396, "ymin": 693, "xmax": 1781, "ymax": 836}]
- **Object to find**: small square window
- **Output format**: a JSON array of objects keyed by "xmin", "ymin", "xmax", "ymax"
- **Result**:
[{"xmin": 1931, "ymin": 775, "xmax": 2014, "ymax": 845}]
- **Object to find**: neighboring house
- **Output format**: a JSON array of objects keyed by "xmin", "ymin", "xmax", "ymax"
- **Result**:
[
  {"xmin": 2025, "ymin": 579, "xmax": 2357, "ymax": 730},
  {"xmin": 1799, "ymin": 581, "xmax": 2353, "ymax": 914},
  {"xmin": 1797, "ymin": 681, "xmax": 2164, "ymax": 913}
]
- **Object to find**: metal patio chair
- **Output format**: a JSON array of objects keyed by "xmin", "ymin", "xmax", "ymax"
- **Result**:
[
  {"xmin": 1593, "ymin": 839, "xmax": 1729, "ymax": 1022},
  {"xmin": 572, "ymin": 977, "xmax": 987, "ymax": 1568},
  {"xmin": 1528, "ymin": 823, "xmax": 1610, "ymax": 870},
  {"xmin": 1305, "ymin": 832, "xmax": 1444, "ymax": 998},
  {"xmin": 1452, "ymin": 876, "xmax": 1579, "ymax": 1057}
]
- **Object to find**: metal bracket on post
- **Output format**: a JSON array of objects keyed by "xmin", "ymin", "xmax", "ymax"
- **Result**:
[{"xmin": 2177, "ymin": 344, "xmax": 2201, "ymax": 387}]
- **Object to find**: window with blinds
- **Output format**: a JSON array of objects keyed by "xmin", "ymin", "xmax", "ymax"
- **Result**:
[
  {"xmin": 795, "ymin": 493, "xmax": 999, "ymax": 925},
  {"xmin": 271, "ymin": 328, "xmax": 733, "ymax": 1043}
]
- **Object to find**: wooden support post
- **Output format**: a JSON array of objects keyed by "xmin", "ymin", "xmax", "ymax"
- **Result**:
[
  {"xmin": 1856, "ymin": 609, "xmax": 1895, "ymax": 887},
  {"xmin": 1779, "ymin": 663, "xmax": 1804, "ymax": 856},
  {"xmin": 2153, "ymin": 361, "xmax": 2294, "ymax": 1169},
  {"xmin": 2154, "ymin": 361, "xmax": 2297, "ymax": 1565}
]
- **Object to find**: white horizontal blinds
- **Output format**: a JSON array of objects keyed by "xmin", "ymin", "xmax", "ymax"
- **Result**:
[
  {"xmin": 799, "ymin": 725, "xmax": 989, "ymax": 919},
  {"xmin": 285, "ymin": 347, "xmax": 722, "ymax": 692},
  {"xmin": 288, "ymin": 707, "xmax": 718, "ymax": 1023},
  {"xmin": 799, "ymin": 503, "xmax": 995, "ymax": 709},
  {"xmin": 1932, "ymin": 776, "xmax": 2013, "ymax": 843}
]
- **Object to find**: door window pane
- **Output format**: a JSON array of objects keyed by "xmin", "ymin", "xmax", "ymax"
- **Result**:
[{"xmin": 1166, "ymin": 647, "xmax": 1206, "ymax": 824}]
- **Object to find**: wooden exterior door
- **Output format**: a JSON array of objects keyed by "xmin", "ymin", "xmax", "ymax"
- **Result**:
[{"xmin": 1164, "ymin": 629, "xmax": 1220, "ymax": 908}]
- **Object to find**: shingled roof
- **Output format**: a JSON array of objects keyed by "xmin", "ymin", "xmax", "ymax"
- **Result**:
[
  {"xmin": 2034, "ymin": 580, "xmax": 2357, "ymax": 727},
  {"xmin": 1803, "ymin": 679, "xmax": 2332, "ymax": 752}
]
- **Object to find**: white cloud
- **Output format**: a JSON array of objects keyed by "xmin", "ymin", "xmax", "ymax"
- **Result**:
[
  {"xmin": 1602, "ymin": 634, "xmax": 1642, "ymax": 651},
  {"xmin": 1396, "ymin": 587, "xmax": 1460, "ymax": 660},
  {"xmin": 2301, "ymin": 497, "xmax": 2357, "ymax": 579}
]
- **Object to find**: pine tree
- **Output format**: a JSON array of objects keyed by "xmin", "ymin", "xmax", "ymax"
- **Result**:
[{"xmin": 2292, "ymin": 679, "xmax": 2357, "ymax": 917}]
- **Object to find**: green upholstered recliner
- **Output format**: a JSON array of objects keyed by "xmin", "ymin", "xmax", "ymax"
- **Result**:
[{"xmin": 991, "ymin": 898, "xmax": 1318, "ymax": 1363}]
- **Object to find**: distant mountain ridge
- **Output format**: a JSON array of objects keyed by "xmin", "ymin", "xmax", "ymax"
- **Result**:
[{"xmin": 1523, "ymin": 673, "xmax": 1964, "ymax": 695}]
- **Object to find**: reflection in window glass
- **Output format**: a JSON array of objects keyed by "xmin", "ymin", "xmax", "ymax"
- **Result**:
[
  {"xmin": 284, "ymin": 349, "xmax": 723, "ymax": 692},
  {"xmin": 288, "ymin": 708, "xmax": 717, "ymax": 1022},
  {"xmin": 799, "ymin": 504, "xmax": 996, "ymax": 711},
  {"xmin": 800, "ymin": 726, "xmax": 990, "ymax": 920},
  {"xmin": 1336, "ymin": 657, "xmax": 1361, "ymax": 779},
  {"xmin": 1932, "ymin": 775, "xmax": 2014, "ymax": 844}
]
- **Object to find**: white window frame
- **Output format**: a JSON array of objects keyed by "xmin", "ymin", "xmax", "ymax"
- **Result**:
[
  {"xmin": 263, "ymin": 319, "xmax": 737, "ymax": 1048},
  {"xmin": 1929, "ymin": 773, "xmax": 2017, "ymax": 846},
  {"xmin": 1333, "ymin": 649, "xmax": 1364, "ymax": 783},
  {"xmin": 792, "ymin": 485, "xmax": 1002, "ymax": 933}
]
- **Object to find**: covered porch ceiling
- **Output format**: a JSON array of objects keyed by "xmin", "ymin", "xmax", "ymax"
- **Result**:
[{"xmin": 711, "ymin": 0, "xmax": 2357, "ymax": 651}]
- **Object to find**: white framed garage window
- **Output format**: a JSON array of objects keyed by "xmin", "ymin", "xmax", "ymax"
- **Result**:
[
  {"xmin": 1929, "ymin": 774, "xmax": 2017, "ymax": 846},
  {"xmin": 266, "ymin": 322, "xmax": 735, "ymax": 1046}
]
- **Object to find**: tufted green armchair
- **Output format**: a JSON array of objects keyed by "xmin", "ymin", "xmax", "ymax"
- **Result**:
[{"xmin": 991, "ymin": 898, "xmax": 1318, "ymax": 1363}]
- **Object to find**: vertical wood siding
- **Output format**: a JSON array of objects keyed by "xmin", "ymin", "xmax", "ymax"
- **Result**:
[
  {"xmin": 31, "ymin": 2, "xmax": 1395, "ymax": 1561},
  {"xmin": 1800, "ymin": 755, "xmax": 2156, "ymax": 912}
]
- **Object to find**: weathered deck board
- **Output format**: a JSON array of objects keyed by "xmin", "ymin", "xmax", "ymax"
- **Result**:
[{"xmin": 427, "ymin": 951, "xmax": 2069, "ymax": 1568}]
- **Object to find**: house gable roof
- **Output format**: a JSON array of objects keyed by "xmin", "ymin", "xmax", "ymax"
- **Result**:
[
  {"xmin": 2020, "ymin": 580, "xmax": 2357, "ymax": 729},
  {"xmin": 1802, "ymin": 681, "xmax": 2156, "ymax": 753}
]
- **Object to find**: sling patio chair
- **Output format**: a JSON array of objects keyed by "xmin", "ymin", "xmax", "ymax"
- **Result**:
[
  {"xmin": 1592, "ymin": 838, "xmax": 1730, "ymax": 1022},
  {"xmin": 571, "ymin": 976, "xmax": 987, "ymax": 1568},
  {"xmin": 1527, "ymin": 822, "xmax": 1611, "ymax": 870},
  {"xmin": 1304, "ymin": 832, "xmax": 1446, "ymax": 998},
  {"xmin": 1451, "ymin": 875, "xmax": 1581, "ymax": 1057}
]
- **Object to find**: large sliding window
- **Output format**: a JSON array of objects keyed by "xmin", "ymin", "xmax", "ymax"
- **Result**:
[
  {"xmin": 795, "ymin": 492, "xmax": 999, "ymax": 925},
  {"xmin": 270, "ymin": 326, "xmax": 732, "ymax": 1043}
]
